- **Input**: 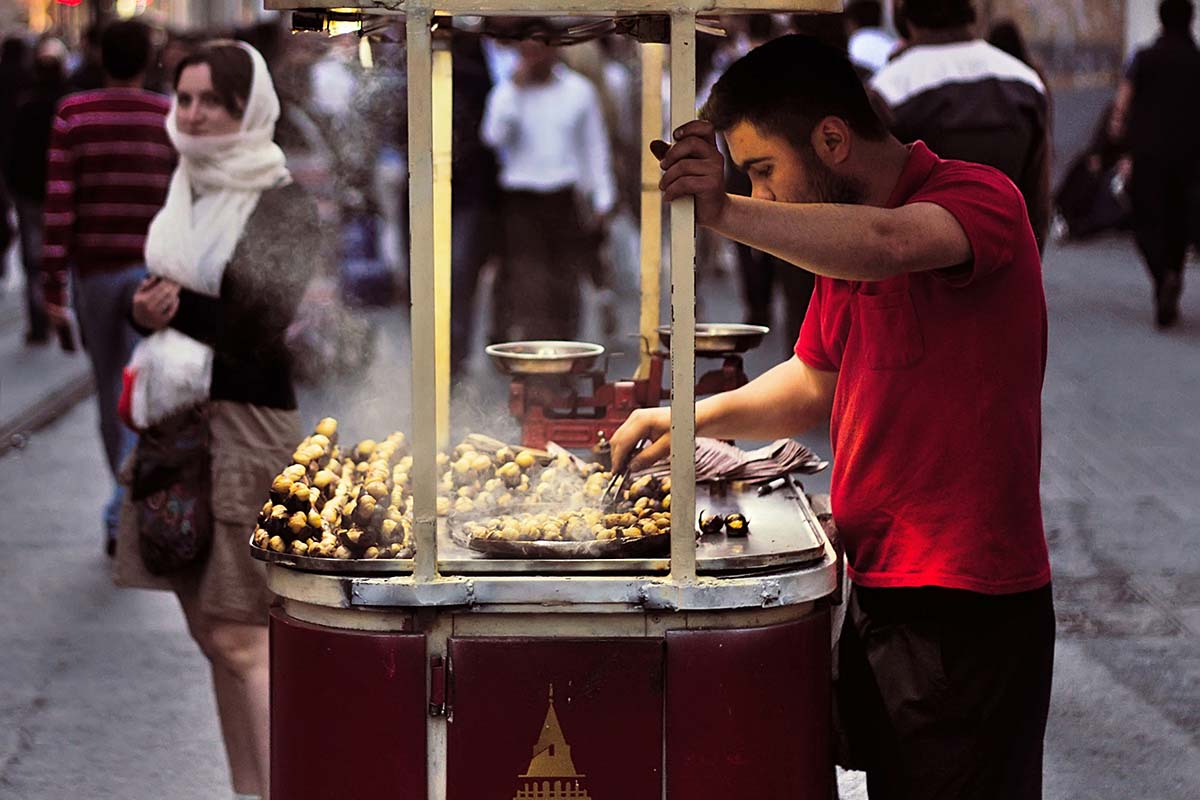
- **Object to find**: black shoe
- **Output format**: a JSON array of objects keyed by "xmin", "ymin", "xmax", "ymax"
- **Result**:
[
  {"xmin": 24, "ymin": 330, "xmax": 50, "ymax": 346},
  {"xmin": 1155, "ymin": 273, "xmax": 1182, "ymax": 329}
]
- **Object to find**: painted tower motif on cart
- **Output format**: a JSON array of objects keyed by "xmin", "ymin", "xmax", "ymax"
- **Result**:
[{"xmin": 513, "ymin": 686, "xmax": 592, "ymax": 800}]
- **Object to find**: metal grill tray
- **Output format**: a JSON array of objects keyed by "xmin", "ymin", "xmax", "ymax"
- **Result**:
[
  {"xmin": 249, "ymin": 545, "xmax": 415, "ymax": 575},
  {"xmin": 250, "ymin": 477, "xmax": 825, "ymax": 576},
  {"xmin": 438, "ymin": 476, "xmax": 825, "ymax": 575},
  {"xmin": 452, "ymin": 528, "xmax": 669, "ymax": 559}
]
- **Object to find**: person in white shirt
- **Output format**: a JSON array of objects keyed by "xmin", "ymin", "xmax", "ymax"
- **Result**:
[
  {"xmin": 481, "ymin": 32, "xmax": 616, "ymax": 342},
  {"xmin": 845, "ymin": 0, "xmax": 899, "ymax": 75}
]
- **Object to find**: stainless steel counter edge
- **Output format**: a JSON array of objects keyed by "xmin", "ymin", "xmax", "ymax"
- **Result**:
[{"xmin": 267, "ymin": 539, "xmax": 838, "ymax": 612}]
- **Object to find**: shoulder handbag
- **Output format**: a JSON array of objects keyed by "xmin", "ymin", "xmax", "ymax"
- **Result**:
[{"xmin": 132, "ymin": 404, "xmax": 213, "ymax": 575}]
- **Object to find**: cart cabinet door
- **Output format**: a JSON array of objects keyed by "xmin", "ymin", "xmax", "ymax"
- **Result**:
[
  {"xmin": 270, "ymin": 609, "xmax": 427, "ymax": 799},
  {"xmin": 666, "ymin": 612, "xmax": 832, "ymax": 799},
  {"xmin": 447, "ymin": 637, "xmax": 664, "ymax": 800}
]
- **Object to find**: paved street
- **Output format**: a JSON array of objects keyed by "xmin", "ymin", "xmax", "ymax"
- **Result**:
[{"xmin": 0, "ymin": 235, "xmax": 1197, "ymax": 798}]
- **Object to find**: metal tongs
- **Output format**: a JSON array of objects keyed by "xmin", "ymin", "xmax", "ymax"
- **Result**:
[{"xmin": 600, "ymin": 438, "xmax": 649, "ymax": 511}]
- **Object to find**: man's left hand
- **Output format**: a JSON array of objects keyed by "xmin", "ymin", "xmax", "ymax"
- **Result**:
[{"xmin": 653, "ymin": 120, "xmax": 729, "ymax": 227}]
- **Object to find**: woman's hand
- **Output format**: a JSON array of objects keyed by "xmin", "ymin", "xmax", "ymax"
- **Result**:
[{"xmin": 132, "ymin": 276, "xmax": 181, "ymax": 331}]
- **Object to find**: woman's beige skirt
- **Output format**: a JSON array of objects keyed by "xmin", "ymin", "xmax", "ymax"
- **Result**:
[{"xmin": 113, "ymin": 400, "xmax": 299, "ymax": 625}]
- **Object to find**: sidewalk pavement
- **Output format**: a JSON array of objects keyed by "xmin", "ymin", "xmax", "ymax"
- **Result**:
[{"xmin": 0, "ymin": 282, "xmax": 93, "ymax": 457}]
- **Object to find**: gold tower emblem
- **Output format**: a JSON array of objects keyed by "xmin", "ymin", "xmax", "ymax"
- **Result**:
[{"xmin": 513, "ymin": 686, "xmax": 592, "ymax": 800}]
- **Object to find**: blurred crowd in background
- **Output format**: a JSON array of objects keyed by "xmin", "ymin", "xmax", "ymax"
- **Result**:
[
  {"xmin": 1, "ymin": 2, "xmax": 1197, "ymax": 546},
  {"xmin": 6, "ymin": 1, "xmax": 1186, "ymax": 372}
]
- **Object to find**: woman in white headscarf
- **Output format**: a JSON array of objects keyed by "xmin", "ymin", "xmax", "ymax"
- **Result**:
[{"xmin": 114, "ymin": 40, "xmax": 323, "ymax": 800}]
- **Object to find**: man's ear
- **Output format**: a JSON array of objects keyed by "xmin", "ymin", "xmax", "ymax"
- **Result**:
[{"xmin": 810, "ymin": 116, "xmax": 852, "ymax": 166}]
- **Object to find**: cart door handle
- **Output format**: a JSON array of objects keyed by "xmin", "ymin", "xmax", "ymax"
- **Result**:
[{"xmin": 429, "ymin": 655, "xmax": 447, "ymax": 717}]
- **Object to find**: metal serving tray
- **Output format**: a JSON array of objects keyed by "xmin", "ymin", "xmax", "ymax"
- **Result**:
[{"xmin": 250, "ymin": 477, "xmax": 826, "ymax": 577}]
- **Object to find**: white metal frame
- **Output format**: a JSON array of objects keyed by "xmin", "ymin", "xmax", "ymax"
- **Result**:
[
  {"xmin": 401, "ymin": 6, "xmax": 707, "ymax": 586},
  {"xmin": 287, "ymin": 0, "xmax": 842, "ymax": 588},
  {"xmin": 271, "ymin": 7, "xmax": 842, "ymax": 797}
]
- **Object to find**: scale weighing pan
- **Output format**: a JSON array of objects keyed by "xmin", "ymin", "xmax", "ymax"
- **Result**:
[
  {"xmin": 485, "ymin": 340, "xmax": 606, "ymax": 376},
  {"xmin": 657, "ymin": 323, "xmax": 769, "ymax": 356}
]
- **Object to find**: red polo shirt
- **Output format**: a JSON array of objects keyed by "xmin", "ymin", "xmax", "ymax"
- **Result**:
[{"xmin": 795, "ymin": 141, "xmax": 1050, "ymax": 594}]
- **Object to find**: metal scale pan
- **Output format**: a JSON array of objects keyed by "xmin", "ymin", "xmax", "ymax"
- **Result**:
[
  {"xmin": 484, "ymin": 341, "xmax": 606, "ymax": 375},
  {"xmin": 657, "ymin": 323, "xmax": 770, "ymax": 356}
]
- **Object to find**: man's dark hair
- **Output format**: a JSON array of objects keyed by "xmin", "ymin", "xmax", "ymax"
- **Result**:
[
  {"xmin": 700, "ymin": 34, "xmax": 888, "ymax": 152},
  {"xmin": 1160, "ymin": 0, "xmax": 1195, "ymax": 32},
  {"xmin": 174, "ymin": 42, "xmax": 253, "ymax": 119},
  {"xmin": 901, "ymin": 0, "xmax": 977, "ymax": 30},
  {"xmin": 101, "ymin": 20, "xmax": 152, "ymax": 81},
  {"xmin": 845, "ymin": 1, "xmax": 884, "ymax": 30}
]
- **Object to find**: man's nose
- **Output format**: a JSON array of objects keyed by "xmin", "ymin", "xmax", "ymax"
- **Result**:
[{"xmin": 751, "ymin": 184, "xmax": 775, "ymax": 202}]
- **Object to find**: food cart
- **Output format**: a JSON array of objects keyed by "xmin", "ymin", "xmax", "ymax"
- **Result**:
[{"xmin": 259, "ymin": 1, "xmax": 842, "ymax": 797}]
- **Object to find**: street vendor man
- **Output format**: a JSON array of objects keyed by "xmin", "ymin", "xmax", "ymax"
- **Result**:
[{"xmin": 611, "ymin": 35, "xmax": 1054, "ymax": 799}]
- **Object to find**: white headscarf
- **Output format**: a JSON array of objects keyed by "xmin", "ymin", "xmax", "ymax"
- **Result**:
[{"xmin": 130, "ymin": 41, "xmax": 291, "ymax": 429}]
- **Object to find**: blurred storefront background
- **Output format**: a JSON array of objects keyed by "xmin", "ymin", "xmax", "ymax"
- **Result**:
[
  {"xmin": 3, "ymin": 1, "xmax": 1196, "ymax": 78},
  {"xmin": 0, "ymin": 0, "xmax": 272, "ymax": 40}
]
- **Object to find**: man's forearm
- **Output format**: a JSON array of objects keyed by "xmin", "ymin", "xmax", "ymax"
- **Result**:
[
  {"xmin": 709, "ymin": 195, "xmax": 904, "ymax": 281},
  {"xmin": 695, "ymin": 358, "xmax": 833, "ymax": 441}
]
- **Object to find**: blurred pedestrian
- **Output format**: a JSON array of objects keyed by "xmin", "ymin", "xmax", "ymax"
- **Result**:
[
  {"xmin": 482, "ymin": 29, "xmax": 616, "ymax": 342},
  {"xmin": 449, "ymin": 34, "xmax": 500, "ymax": 376},
  {"xmin": 4, "ymin": 38, "xmax": 68, "ymax": 345},
  {"xmin": 1053, "ymin": 103, "xmax": 1131, "ymax": 241},
  {"xmin": 1110, "ymin": 0, "xmax": 1200, "ymax": 328},
  {"xmin": 0, "ymin": 36, "xmax": 31, "ymax": 159},
  {"xmin": 845, "ymin": 1, "xmax": 898, "ymax": 76},
  {"xmin": 41, "ymin": 19, "xmax": 173, "ymax": 553},
  {"xmin": 0, "ymin": 35, "xmax": 31, "ymax": 280},
  {"xmin": 871, "ymin": 1, "xmax": 1051, "ymax": 250},
  {"xmin": 65, "ymin": 20, "xmax": 107, "ymax": 93},
  {"xmin": 114, "ymin": 40, "xmax": 319, "ymax": 800}
]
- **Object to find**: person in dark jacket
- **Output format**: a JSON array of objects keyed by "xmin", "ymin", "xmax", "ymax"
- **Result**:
[
  {"xmin": 1111, "ymin": 0, "xmax": 1200, "ymax": 328},
  {"xmin": 870, "ymin": 0, "xmax": 1052, "ymax": 251},
  {"xmin": 5, "ymin": 39, "xmax": 68, "ymax": 344},
  {"xmin": 114, "ymin": 41, "xmax": 321, "ymax": 800}
]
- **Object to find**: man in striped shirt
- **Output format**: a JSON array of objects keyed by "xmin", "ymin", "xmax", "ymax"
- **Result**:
[{"xmin": 42, "ymin": 19, "xmax": 172, "ymax": 551}]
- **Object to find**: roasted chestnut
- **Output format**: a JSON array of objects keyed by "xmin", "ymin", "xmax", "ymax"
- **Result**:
[
  {"xmin": 314, "ymin": 417, "xmax": 338, "ymax": 439},
  {"xmin": 698, "ymin": 511, "xmax": 725, "ymax": 536},
  {"xmin": 725, "ymin": 513, "xmax": 750, "ymax": 537}
]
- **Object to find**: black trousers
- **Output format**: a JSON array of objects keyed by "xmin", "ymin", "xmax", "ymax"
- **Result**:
[
  {"xmin": 491, "ymin": 188, "xmax": 591, "ymax": 343},
  {"xmin": 1130, "ymin": 156, "xmax": 1200, "ymax": 290},
  {"xmin": 834, "ymin": 583, "xmax": 1055, "ymax": 800}
]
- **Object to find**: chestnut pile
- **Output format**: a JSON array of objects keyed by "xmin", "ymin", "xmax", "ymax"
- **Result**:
[
  {"xmin": 252, "ymin": 418, "xmax": 414, "ymax": 560},
  {"xmin": 462, "ymin": 475, "xmax": 673, "ymax": 543},
  {"xmin": 436, "ymin": 442, "xmax": 607, "ymax": 517},
  {"xmin": 251, "ymin": 422, "xmax": 676, "ymax": 559}
]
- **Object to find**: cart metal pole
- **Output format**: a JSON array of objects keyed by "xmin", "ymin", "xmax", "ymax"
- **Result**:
[
  {"xmin": 668, "ymin": 11, "xmax": 697, "ymax": 583},
  {"xmin": 635, "ymin": 42, "xmax": 665, "ymax": 381},
  {"xmin": 433, "ymin": 31, "xmax": 453, "ymax": 451},
  {"xmin": 408, "ymin": 8, "xmax": 439, "ymax": 582}
]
